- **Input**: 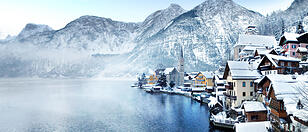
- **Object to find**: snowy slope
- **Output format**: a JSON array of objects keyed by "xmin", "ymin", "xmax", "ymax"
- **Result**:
[{"xmin": 128, "ymin": 0, "xmax": 263, "ymax": 73}]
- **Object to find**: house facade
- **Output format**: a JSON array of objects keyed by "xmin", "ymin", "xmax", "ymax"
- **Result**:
[
  {"xmin": 279, "ymin": 32, "xmax": 308, "ymax": 58},
  {"xmin": 241, "ymin": 101, "xmax": 267, "ymax": 122},
  {"xmin": 233, "ymin": 34, "xmax": 276, "ymax": 60},
  {"xmin": 164, "ymin": 67, "xmax": 179, "ymax": 86},
  {"xmin": 223, "ymin": 61, "xmax": 262, "ymax": 108},
  {"xmin": 258, "ymin": 54, "xmax": 300, "ymax": 75},
  {"xmin": 256, "ymin": 75, "xmax": 308, "ymax": 131}
]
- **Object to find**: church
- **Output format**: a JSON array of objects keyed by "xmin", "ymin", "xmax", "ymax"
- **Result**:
[{"xmin": 163, "ymin": 46, "xmax": 185, "ymax": 86}]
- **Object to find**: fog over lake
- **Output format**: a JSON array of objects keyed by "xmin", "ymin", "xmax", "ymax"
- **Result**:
[{"xmin": 0, "ymin": 79, "xmax": 224, "ymax": 132}]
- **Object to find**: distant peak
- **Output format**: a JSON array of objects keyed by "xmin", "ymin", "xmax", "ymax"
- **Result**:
[
  {"xmin": 23, "ymin": 23, "xmax": 53, "ymax": 31},
  {"xmin": 168, "ymin": 3, "xmax": 181, "ymax": 9}
]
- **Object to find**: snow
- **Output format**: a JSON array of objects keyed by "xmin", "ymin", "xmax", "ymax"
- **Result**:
[
  {"xmin": 235, "ymin": 34, "xmax": 277, "ymax": 48},
  {"xmin": 266, "ymin": 74, "xmax": 308, "ymax": 122},
  {"xmin": 227, "ymin": 61, "xmax": 262, "ymax": 80},
  {"xmin": 262, "ymin": 54, "xmax": 300, "ymax": 68},
  {"xmin": 242, "ymin": 101, "xmax": 266, "ymax": 112},
  {"xmin": 283, "ymin": 33, "xmax": 300, "ymax": 42},
  {"xmin": 164, "ymin": 67, "xmax": 177, "ymax": 75},
  {"xmin": 208, "ymin": 96, "xmax": 218, "ymax": 108},
  {"xmin": 235, "ymin": 121, "xmax": 271, "ymax": 132},
  {"xmin": 296, "ymin": 47, "xmax": 308, "ymax": 53}
]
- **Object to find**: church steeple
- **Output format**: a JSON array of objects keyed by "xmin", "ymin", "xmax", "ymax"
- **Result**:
[{"xmin": 178, "ymin": 46, "xmax": 184, "ymax": 86}]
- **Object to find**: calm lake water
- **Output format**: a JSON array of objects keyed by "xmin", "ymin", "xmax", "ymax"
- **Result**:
[{"xmin": 0, "ymin": 79, "xmax": 226, "ymax": 132}]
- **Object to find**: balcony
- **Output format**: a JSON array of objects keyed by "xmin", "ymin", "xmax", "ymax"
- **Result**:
[
  {"xmin": 223, "ymin": 93, "xmax": 237, "ymax": 100},
  {"xmin": 225, "ymin": 83, "xmax": 233, "ymax": 90}
]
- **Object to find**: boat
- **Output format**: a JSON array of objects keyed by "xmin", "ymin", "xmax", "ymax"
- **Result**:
[
  {"xmin": 151, "ymin": 86, "xmax": 162, "ymax": 93},
  {"xmin": 130, "ymin": 83, "xmax": 139, "ymax": 88}
]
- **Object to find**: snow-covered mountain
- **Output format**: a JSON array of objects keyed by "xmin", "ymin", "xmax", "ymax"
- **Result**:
[
  {"xmin": 258, "ymin": 0, "xmax": 308, "ymax": 38},
  {"xmin": 2, "ymin": 0, "xmax": 305, "ymax": 78},
  {"xmin": 135, "ymin": 4, "xmax": 186, "ymax": 42},
  {"xmin": 127, "ymin": 0, "xmax": 263, "ymax": 73}
]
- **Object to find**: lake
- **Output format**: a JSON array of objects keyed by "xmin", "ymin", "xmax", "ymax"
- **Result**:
[{"xmin": 0, "ymin": 79, "xmax": 226, "ymax": 132}]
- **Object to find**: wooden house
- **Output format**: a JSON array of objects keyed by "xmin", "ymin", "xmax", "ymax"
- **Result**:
[
  {"xmin": 258, "ymin": 54, "xmax": 300, "ymax": 75},
  {"xmin": 241, "ymin": 101, "xmax": 267, "ymax": 122}
]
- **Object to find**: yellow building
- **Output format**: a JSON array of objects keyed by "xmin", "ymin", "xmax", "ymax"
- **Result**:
[
  {"xmin": 193, "ymin": 72, "xmax": 207, "ymax": 88},
  {"xmin": 147, "ymin": 74, "xmax": 158, "ymax": 84}
]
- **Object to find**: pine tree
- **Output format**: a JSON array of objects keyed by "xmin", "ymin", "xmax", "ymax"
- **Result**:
[
  {"xmin": 296, "ymin": 21, "xmax": 305, "ymax": 34},
  {"xmin": 157, "ymin": 73, "xmax": 167, "ymax": 87}
]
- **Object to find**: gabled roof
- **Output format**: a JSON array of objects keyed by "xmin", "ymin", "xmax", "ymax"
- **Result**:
[
  {"xmin": 164, "ymin": 67, "xmax": 177, "ymax": 75},
  {"xmin": 242, "ymin": 101, "xmax": 267, "ymax": 112},
  {"xmin": 265, "ymin": 75, "xmax": 308, "ymax": 122},
  {"xmin": 258, "ymin": 54, "xmax": 300, "ymax": 68},
  {"xmin": 235, "ymin": 34, "xmax": 276, "ymax": 48},
  {"xmin": 223, "ymin": 61, "xmax": 262, "ymax": 80},
  {"xmin": 279, "ymin": 32, "xmax": 308, "ymax": 46},
  {"xmin": 296, "ymin": 47, "xmax": 308, "ymax": 53},
  {"xmin": 201, "ymin": 71, "xmax": 214, "ymax": 79},
  {"xmin": 255, "ymin": 48, "xmax": 278, "ymax": 56}
]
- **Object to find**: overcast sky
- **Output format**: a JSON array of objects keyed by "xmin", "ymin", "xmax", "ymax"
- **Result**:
[{"xmin": 0, "ymin": 0, "xmax": 294, "ymax": 39}]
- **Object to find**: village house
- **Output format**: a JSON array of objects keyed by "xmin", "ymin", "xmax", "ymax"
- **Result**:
[
  {"xmin": 233, "ymin": 33, "xmax": 276, "ymax": 60},
  {"xmin": 192, "ymin": 72, "xmax": 206, "ymax": 88},
  {"xmin": 279, "ymin": 32, "xmax": 308, "ymax": 59},
  {"xmin": 256, "ymin": 74, "xmax": 308, "ymax": 131},
  {"xmin": 146, "ymin": 74, "xmax": 157, "ymax": 84},
  {"xmin": 241, "ymin": 101, "xmax": 267, "ymax": 122},
  {"xmin": 257, "ymin": 54, "xmax": 300, "ymax": 75},
  {"xmin": 163, "ymin": 67, "xmax": 179, "ymax": 86},
  {"xmin": 223, "ymin": 61, "xmax": 262, "ymax": 108},
  {"xmin": 254, "ymin": 48, "xmax": 278, "ymax": 59}
]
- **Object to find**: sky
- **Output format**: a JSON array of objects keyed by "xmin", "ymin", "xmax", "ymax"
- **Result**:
[{"xmin": 0, "ymin": 0, "xmax": 294, "ymax": 39}]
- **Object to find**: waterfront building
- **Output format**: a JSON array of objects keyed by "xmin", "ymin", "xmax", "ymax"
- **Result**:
[
  {"xmin": 178, "ymin": 46, "xmax": 185, "ymax": 86},
  {"xmin": 241, "ymin": 101, "xmax": 267, "ymax": 122},
  {"xmin": 163, "ymin": 67, "xmax": 179, "ymax": 86},
  {"xmin": 223, "ymin": 61, "xmax": 262, "ymax": 108}
]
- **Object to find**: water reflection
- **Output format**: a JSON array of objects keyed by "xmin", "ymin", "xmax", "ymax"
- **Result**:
[{"xmin": 0, "ymin": 79, "xmax": 228, "ymax": 132}]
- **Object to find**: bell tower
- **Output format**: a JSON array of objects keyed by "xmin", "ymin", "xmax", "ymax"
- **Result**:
[{"xmin": 177, "ymin": 46, "xmax": 184, "ymax": 86}]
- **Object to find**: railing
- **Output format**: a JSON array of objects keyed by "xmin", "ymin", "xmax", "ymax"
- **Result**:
[
  {"xmin": 225, "ymin": 83, "xmax": 233, "ymax": 90},
  {"xmin": 223, "ymin": 93, "xmax": 237, "ymax": 100}
]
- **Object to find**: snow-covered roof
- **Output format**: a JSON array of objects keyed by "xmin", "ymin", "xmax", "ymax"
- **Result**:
[
  {"xmin": 283, "ymin": 33, "xmax": 300, "ymax": 42},
  {"xmin": 261, "ymin": 54, "xmax": 300, "ymax": 67},
  {"xmin": 200, "ymin": 71, "xmax": 213, "ymax": 78},
  {"xmin": 235, "ymin": 121, "xmax": 271, "ymax": 132},
  {"xmin": 227, "ymin": 61, "xmax": 262, "ymax": 80},
  {"xmin": 235, "ymin": 34, "xmax": 276, "ymax": 48},
  {"xmin": 243, "ymin": 46, "xmax": 266, "ymax": 51},
  {"xmin": 266, "ymin": 75, "xmax": 308, "ymax": 121},
  {"xmin": 242, "ymin": 101, "xmax": 267, "ymax": 112},
  {"xmin": 164, "ymin": 67, "xmax": 177, "ymax": 74},
  {"xmin": 296, "ymin": 47, "xmax": 308, "ymax": 53}
]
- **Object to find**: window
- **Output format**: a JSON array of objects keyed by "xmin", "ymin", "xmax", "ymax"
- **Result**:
[
  {"xmin": 250, "ymin": 82, "xmax": 253, "ymax": 87},
  {"xmin": 243, "ymin": 92, "xmax": 246, "ymax": 96},
  {"xmin": 242, "ymin": 82, "xmax": 246, "ymax": 87},
  {"xmin": 250, "ymin": 92, "xmax": 253, "ymax": 96},
  {"xmin": 251, "ymin": 115, "xmax": 259, "ymax": 120},
  {"xmin": 292, "ymin": 45, "xmax": 296, "ymax": 49},
  {"xmin": 292, "ymin": 52, "xmax": 296, "ymax": 56},
  {"xmin": 281, "ymin": 62, "xmax": 284, "ymax": 66},
  {"xmin": 288, "ymin": 62, "xmax": 291, "ymax": 67},
  {"xmin": 306, "ymin": 45, "xmax": 308, "ymax": 49}
]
